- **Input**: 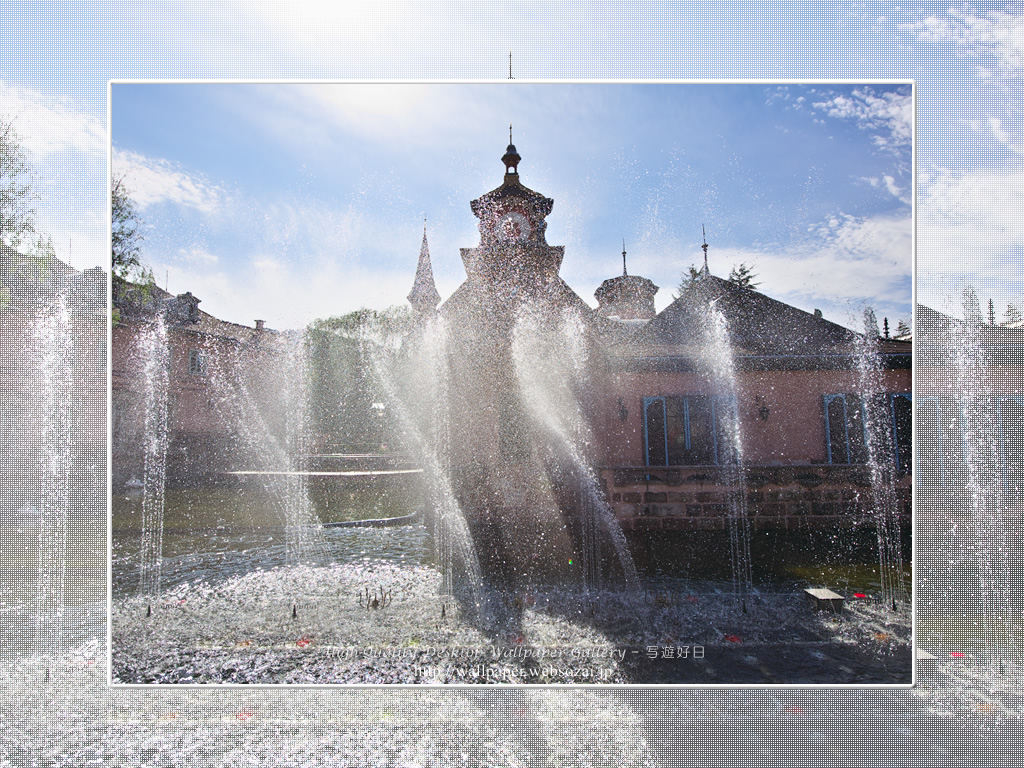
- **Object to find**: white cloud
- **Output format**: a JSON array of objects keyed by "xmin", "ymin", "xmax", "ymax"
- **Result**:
[
  {"xmin": 811, "ymin": 86, "xmax": 912, "ymax": 155},
  {"xmin": 754, "ymin": 212, "xmax": 912, "ymax": 321},
  {"xmin": 161, "ymin": 252, "xmax": 414, "ymax": 330},
  {"xmin": 175, "ymin": 246, "xmax": 218, "ymax": 265},
  {"xmin": 899, "ymin": 7, "xmax": 1024, "ymax": 79},
  {"xmin": 112, "ymin": 149, "xmax": 225, "ymax": 214},
  {"xmin": 986, "ymin": 116, "xmax": 1021, "ymax": 154},
  {"xmin": 0, "ymin": 81, "xmax": 106, "ymax": 161},
  {"xmin": 916, "ymin": 164, "xmax": 1024, "ymax": 310},
  {"xmin": 860, "ymin": 174, "xmax": 909, "ymax": 206}
]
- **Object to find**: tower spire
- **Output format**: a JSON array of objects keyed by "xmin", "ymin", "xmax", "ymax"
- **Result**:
[
  {"xmin": 502, "ymin": 127, "xmax": 521, "ymax": 175},
  {"xmin": 408, "ymin": 219, "xmax": 441, "ymax": 314},
  {"xmin": 701, "ymin": 224, "xmax": 709, "ymax": 275},
  {"xmin": 622, "ymin": 239, "xmax": 628, "ymax": 276}
]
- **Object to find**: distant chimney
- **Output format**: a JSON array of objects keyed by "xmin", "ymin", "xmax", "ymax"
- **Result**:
[
  {"xmin": 255, "ymin": 319, "xmax": 265, "ymax": 331},
  {"xmin": 813, "ymin": 309, "xmax": 822, "ymax": 319}
]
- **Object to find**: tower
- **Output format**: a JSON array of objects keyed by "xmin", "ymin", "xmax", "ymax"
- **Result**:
[
  {"xmin": 436, "ymin": 136, "xmax": 594, "ymax": 588},
  {"xmin": 407, "ymin": 221, "xmax": 441, "ymax": 316},
  {"xmin": 594, "ymin": 242, "xmax": 659, "ymax": 321},
  {"xmin": 458, "ymin": 131, "xmax": 565, "ymax": 307}
]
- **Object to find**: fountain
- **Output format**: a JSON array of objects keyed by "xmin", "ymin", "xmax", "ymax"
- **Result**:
[
  {"xmin": 693, "ymin": 288, "xmax": 754, "ymax": 610},
  {"xmin": 852, "ymin": 307, "xmax": 909, "ymax": 612},
  {"xmin": 108, "ymin": 140, "xmax": 914, "ymax": 686},
  {"xmin": 32, "ymin": 293, "xmax": 74, "ymax": 661},
  {"xmin": 136, "ymin": 312, "xmax": 169, "ymax": 601},
  {"xmin": 207, "ymin": 331, "xmax": 323, "ymax": 566},
  {"xmin": 916, "ymin": 295, "xmax": 1023, "ymax": 703}
]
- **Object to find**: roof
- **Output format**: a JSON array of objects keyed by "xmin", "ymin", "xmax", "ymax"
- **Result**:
[
  {"xmin": 470, "ymin": 171, "xmax": 554, "ymax": 221},
  {"xmin": 114, "ymin": 278, "xmax": 271, "ymax": 345},
  {"xmin": 2, "ymin": 243, "xmax": 85, "ymax": 304},
  {"xmin": 916, "ymin": 304, "xmax": 1024, "ymax": 366},
  {"xmin": 621, "ymin": 273, "xmax": 911, "ymax": 369}
]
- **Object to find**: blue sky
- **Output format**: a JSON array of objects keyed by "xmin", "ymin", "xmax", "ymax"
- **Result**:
[
  {"xmin": 1, "ymin": 2, "xmax": 1022, "ymax": 332},
  {"xmin": 107, "ymin": 82, "xmax": 912, "ymax": 330}
]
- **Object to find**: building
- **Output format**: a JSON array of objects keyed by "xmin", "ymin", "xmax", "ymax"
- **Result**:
[
  {"xmin": 407, "ymin": 142, "xmax": 912, "ymax": 576},
  {"xmin": 915, "ymin": 303, "xmax": 1024, "ymax": 510},
  {"xmin": 0, "ymin": 244, "xmax": 106, "ymax": 515},
  {"xmin": 110, "ymin": 280, "xmax": 282, "ymax": 487}
]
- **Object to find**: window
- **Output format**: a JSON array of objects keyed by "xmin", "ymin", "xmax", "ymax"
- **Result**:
[
  {"xmin": 823, "ymin": 393, "xmax": 868, "ymax": 464},
  {"xmin": 891, "ymin": 393, "xmax": 913, "ymax": 475},
  {"xmin": 188, "ymin": 348, "xmax": 207, "ymax": 376},
  {"xmin": 916, "ymin": 395, "xmax": 943, "ymax": 487},
  {"xmin": 998, "ymin": 396, "xmax": 1024, "ymax": 500},
  {"xmin": 824, "ymin": 392, "xmax": 912, "ymax": 471},
  {"xmin": 643, "ymin": 395, "xmax": 738, "ymax": 467}
]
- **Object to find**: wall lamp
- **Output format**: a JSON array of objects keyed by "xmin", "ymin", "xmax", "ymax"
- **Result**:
[{"xmin": 755, "ymin": 395, "xmax": 770, "ymax": 421}]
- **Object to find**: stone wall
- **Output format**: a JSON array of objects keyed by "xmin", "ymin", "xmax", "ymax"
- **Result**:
[{"xmin": 600, "ymin": 465, "xmax": 912, "ymax": 531}]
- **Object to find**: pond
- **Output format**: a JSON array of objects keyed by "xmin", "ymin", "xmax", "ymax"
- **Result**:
[{"xmin": 110, "ymin": 482, "xmax": 914, "ymax": 685}]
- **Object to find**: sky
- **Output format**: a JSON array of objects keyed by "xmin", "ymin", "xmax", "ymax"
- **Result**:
[
  {"xmin": 0, "ymin": 2, "xmax": 1021, "ymax": 334},
  {"xmin": 107, "ymin": 82, "xmax": 912, "ymax": 331}
]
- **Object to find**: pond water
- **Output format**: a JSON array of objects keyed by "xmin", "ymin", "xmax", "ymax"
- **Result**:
[{"xmin": 110, "ymin": 483, "xmax": 913, "ymax": 685}]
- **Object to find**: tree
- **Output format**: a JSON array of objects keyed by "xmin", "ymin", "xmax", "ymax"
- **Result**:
[
  {"xmin": 111, "ymin": 173, "xmax": 145, "ymax": 281},
  {"xmin": 305, "ymin": 307, "xmax": 412, "ymax": 452},
  {"xmin": 674, "ymin": 264, "xmax": 704, "ymax": 298},
  {"xmin": 962, "ymin": 286, "xmax": 982, "ymax": 324},
  {"xmin": 727, "ymin": 262, "xmax": 760, "ymax": 290},
  {"xmin": 988, "ymin": 298, "xmax": 996, "ymax": 325},
  {"xmin": 0, "ymin": 116, "xmax": 38, "ymax": 251},
  {"xmin": 863, "ymin": 307, "xmax": 880, "ymax": 338},
  {"xmin": 110, "ymin": 174, "xmax": 154, "ymax": 323},
  {"xmin": 895, "ymin": 319, "xmax": 911, "ymax": 338},
  {"xmin": 1005, "ymin": 303, "xmax": 1022, "ymax": 326}
]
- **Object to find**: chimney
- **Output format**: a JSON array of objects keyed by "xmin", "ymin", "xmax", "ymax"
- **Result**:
[{"xmin": 255, "ymin": 319, "xmax": 265, "ymax": 331}]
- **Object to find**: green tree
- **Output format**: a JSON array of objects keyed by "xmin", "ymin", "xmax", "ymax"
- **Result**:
[
  {"xmin": 727, "ymin": 262, "xmax": 760, "ymax": 289},
  {"xmin": 305, "ymin": 307, "xmax": 412, "ymax": 452},
  {"xmin": 895, "ymin": 319, "xmax": 911, "ymax": 338},
  {"xmin": 1005, "ymin": 303, "xmax": 1022, "ymax": 326},
  {"xmin": 863, "ymin": 307, "xmax": 880, "ymax": 338},
  {"xmin": 962, "ymin": 286, "xmax": 982, "ymax": 324},
  {"xmin": 988, "ymin": 298, "xmax": 996, "ymax": 325},
  {"xmin": 110, "ymin": 174, "xmax": 154, "ymax": 323},
  {"xmin": 0, "ymin": 116, "xmax": 38, "ymax": 250},
  {"xmin": 674, "ymin": 264, "xmax": 704, "ymax": 298},
  {"xmin": 111, "ymin": 173, "xmax": 146, "ymax": 281}
]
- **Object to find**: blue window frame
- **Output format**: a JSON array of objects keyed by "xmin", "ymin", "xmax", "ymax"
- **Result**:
[
  {"xmin": 890, "ymin": 393, "xmax": 913, "ymax": 475},
  {"xmin": 916, "ymin": 395, "xmax": 943, "ymax": 487},
  {"xmin": 997, "ymin": 396, "xmax": 1024, "ymax": 499},
  {"xmin": 823, "ymin": 393, "xmax": 868, "ymax": 464},
  {"xmin": 643, "ymin": 394, "xmax": 738, "ymax": 467},
  {"xmin": 825, "ymin": 392, "xmax": 912, "ymax": 472}
]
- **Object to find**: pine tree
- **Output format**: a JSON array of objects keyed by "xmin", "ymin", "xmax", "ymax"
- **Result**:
[
  {"xmin": 895, "ymin": 319, "xmax": 911, "ymax": 338},
  {"xmin": 988, "ymin": 298, "xmax": 996, "ymax": 325},
  {"xmin": 863, "ymin": 307, "xmax": 880, "ymax": 338},
  {"xmin": 674, "ymin": 264, "xmax": 704, "ymax": 298},
  {"xmin": 1005, "ymin": 303, "xmax": 1022, "ymax": 326},
  {"xmin": 962, "ymin": 286, "xmax": 982, "ymax": 324},
  {"xmin": 727, "ymin": 262, "xmax": 760, "ymax": 289}
]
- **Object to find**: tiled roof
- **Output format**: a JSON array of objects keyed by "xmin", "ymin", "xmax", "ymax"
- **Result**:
[{"xmin": 625, "ymin": 274, "xmax": 911, "ymax": 363}]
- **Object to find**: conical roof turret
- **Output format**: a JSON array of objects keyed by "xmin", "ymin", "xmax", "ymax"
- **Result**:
[{"xmin": 407, "ymin": 222, "xmax": 441, "ymax": 314}]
